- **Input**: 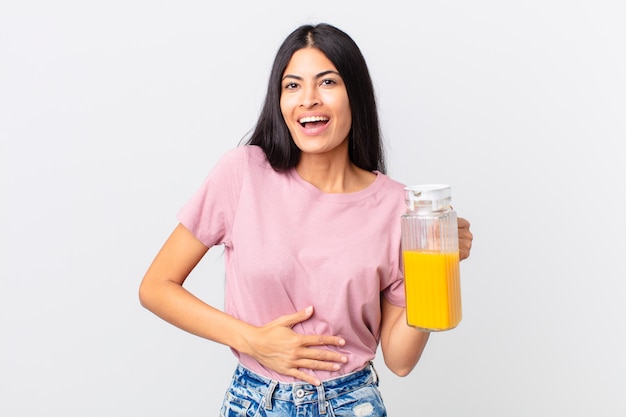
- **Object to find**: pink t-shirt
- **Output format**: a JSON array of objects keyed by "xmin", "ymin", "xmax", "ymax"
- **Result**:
[{"xmin": 178, "ymin": 145, "xmax": 407, "ymax": 382}]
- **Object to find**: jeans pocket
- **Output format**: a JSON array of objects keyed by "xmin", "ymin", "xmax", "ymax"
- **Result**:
[
  {"xmin": 220, "ymin": 391, "xmax": 254, "ymax": 417},
  {"xmin": 327, "ymin": 385, "xmax": 387, "ymax": 417}
]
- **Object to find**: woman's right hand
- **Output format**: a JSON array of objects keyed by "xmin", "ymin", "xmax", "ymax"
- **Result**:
[{"xmin": 243, "ymin": 306, "xmax": 348, "ymax": 386}]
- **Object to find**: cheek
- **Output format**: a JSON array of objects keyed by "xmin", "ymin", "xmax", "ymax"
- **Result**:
[
  {"xmin": 280, "ymin": 90, "xmax": 299, "ymax": 108},
  {"xmin": 279, "ymin": 102, "xmax": 297, "ymax": 136},
  {"xmin": 280, "ymin": 97, "xmax": 297, "ymax": 122},
  {"xmin": 280, "ymin": 100, "xmax": 291, "ymax": 129},
  {"xmin": 339, "ymin": 103, "xmax": 352, "ymax": 132},
  {"xmin": 332, "ymin": 95, "xmax": 351, "ymax": 120}
]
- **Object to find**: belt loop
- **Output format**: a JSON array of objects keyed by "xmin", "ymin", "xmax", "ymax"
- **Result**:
[
  {"xmin": 264, "ymin": 380, "xmax": 277, "ymax": 410},
  {"xmin": 316, "ymin": 384, "xmax": 327, "ymax": 414},
  {"xmin": 370, "ymin": 361, "xmax": 379, "ymax": 385}
]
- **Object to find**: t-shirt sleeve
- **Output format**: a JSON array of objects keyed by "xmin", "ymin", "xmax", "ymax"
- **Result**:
[
  {"xmin": 176, "ymin": 146, "xmax": 247, "ymax": 247},
  {"xmin": 382, "ymin": 270, "xmax": 406, "ymax": 307},
  {"xmin": 382, "ymin": 181, "xmax": 406, "ymax": 307}
]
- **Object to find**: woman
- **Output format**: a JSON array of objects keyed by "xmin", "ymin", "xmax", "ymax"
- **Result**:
[{"xmin": 139, "ymin": 23, "xmax": 473, "ymax": 416}]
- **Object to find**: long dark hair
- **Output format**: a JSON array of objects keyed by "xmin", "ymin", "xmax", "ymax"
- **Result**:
[{"xmin": 245, "ymin": 23, "xmax": 386, "ymax": 174}]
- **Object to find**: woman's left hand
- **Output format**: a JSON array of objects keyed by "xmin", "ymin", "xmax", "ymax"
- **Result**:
[{"xmin": 458, "ymin": 217, "xmax": 473, "ymax": 261}]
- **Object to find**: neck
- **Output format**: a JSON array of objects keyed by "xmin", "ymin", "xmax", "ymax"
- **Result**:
[{"xmin": 296, "ymin": 148, "xmax": 376, "ymax": 194}]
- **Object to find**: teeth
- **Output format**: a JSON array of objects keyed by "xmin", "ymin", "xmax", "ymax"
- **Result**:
[{"xmin": 299, "ymin": 116, "xmax": 329, "ymax": 123}]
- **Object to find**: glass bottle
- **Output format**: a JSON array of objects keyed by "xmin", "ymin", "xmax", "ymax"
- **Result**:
[{"xmin": 401, "ymin": 184, "xmax": 462, "ymax": 331}]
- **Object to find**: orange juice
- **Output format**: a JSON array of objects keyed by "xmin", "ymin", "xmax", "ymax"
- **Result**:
[{"xmin": 403, "ymin": 250, "xmax": 462, "ymax": 331}]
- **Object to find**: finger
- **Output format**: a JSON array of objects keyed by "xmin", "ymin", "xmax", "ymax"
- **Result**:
[
  {"xmin": 273, "ymin": 305, "xmax": 314, "ymax": 328},
  {"xmin": 297, "ymin": 346, "xmax": 348, "ymax": 367},
  {"xmin": 457, "ymin": 217, "xmax": 473, "ymax": 253},
  {"xmin": 460, "ymin": 231, "xmax": 473, "ymax": 248},
  {"xmin": 302, "ymin": 334, "xmax": 346, "ymax": 348},
  {"xmin": 295, "ymin": 357, "xmax": 345, "ymax": 373},
  {"xmin": 289, "ymin": 369, "xmax": 322, "ymax": 386},
  {"xmin": 459, "ymin": 229, "xmax": 473, "ymax": 246},
  {"xmin": 459, "ymin": 234, "xmax": 472, "ymax": 260}
]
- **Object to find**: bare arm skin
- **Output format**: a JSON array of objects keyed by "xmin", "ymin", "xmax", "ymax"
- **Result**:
[
  {"xmin": 380, "ymin": 217, "xmax": 473, "ymax": 376},
  {"xmin": 138, "ymin": 223, "xmax": 346, "ymax": 386},
  {"xmin": 379, "ymin": 297, "xmax": 431, "ymax": 376}
]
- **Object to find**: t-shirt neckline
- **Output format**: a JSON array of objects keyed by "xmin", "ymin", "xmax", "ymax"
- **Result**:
[{"xmin": 286, "ymin": 167, "xmax": 384, "ymax": 203}]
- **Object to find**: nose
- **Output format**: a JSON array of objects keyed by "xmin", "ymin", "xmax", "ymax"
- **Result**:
[{"xmin": 301, "ymin": 85, "xmax": 321, "ymax": 108}]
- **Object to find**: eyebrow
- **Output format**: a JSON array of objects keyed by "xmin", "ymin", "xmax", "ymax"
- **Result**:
[{"xmin": 282, "ymin": 70, "xmax": 341, "ymax": 81}]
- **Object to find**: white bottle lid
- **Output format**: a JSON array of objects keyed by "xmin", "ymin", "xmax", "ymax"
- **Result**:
[{"xmin": 405, "ymin": 184, "xmax": 452, "ymax": 212}]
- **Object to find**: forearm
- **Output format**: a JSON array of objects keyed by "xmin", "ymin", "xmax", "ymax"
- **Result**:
[
  {"xmin": 380, "ymin": 299, "xmax": 430, "ymax": 377},
  {"xmin": 139, "ymin": 279, "xmax": 254, "ymax": 353}
]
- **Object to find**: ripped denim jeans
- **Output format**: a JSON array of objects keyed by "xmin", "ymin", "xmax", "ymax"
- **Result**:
[{"xmin": 220, "ymin": 362, "xmax": 387, "ymax": 416}]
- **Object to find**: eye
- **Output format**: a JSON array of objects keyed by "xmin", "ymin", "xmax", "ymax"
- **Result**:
[
  {"xmin": 320, "ymin": 78, "xmax": 337, "ymax": 87},
  {"xmin": 283, "ymin": 81, "xmax": 299, "ymax": 90}
]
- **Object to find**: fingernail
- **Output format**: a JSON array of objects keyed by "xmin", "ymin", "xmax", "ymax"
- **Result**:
[
  {"xmin": 305, "ymin": 306, "xmax": 313, "ymax": 314},
  {"xmin": 341, "ymin": 356, "xmax": 348, "ymax": 363},
  {"xmin": 332, "ymin": 364, "xmax": 340, "ymax": 371}
]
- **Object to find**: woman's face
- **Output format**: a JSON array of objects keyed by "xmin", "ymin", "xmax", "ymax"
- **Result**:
[{"xmin": 280, "ymin": 47, "xmax": 352, "ymax": 158}]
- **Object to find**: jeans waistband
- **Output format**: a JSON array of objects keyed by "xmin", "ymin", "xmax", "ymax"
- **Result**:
[{"xmin": 232, "ymin": 362, "xmax": 379, "ymax": 413}]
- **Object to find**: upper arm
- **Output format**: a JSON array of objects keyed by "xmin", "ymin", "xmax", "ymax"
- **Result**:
[
  {"xmin": 141, "ymin": 223, "xmax": 210, "ymax": 287},
  {"xmin": 379, "ymin": 296, "xmax": 405, "ymax": 350}
]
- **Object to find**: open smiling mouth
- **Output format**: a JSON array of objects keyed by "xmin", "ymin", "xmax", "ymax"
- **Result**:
[{"xmin": 299, "ymin": 116, "xmax": 329, "ymax": 128}]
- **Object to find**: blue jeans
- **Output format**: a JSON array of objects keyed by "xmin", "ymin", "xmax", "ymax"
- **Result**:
[{"xmin": 220, "ymin": 363, "xmax": 387, "ymax": 416}]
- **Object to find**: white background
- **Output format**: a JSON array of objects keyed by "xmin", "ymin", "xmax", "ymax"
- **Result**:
[{"xmin": 2, "ymin": 1, "xmax": 625, "ymax": 415}]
